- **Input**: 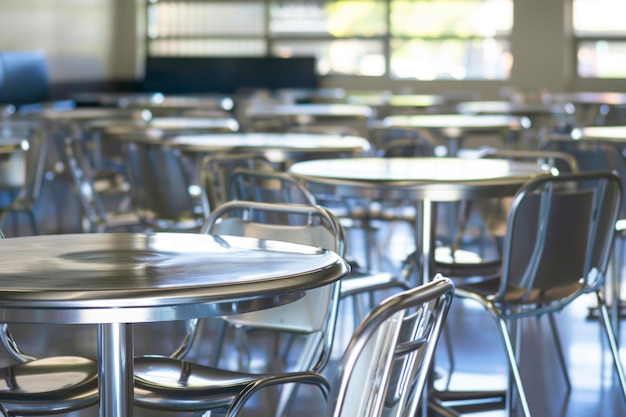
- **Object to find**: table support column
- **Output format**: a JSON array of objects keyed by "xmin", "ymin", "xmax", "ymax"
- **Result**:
[
  {"xmin": 415, "ymin": 198, "xmax": 433, "ymax": 286},
  {"xmin": 98, "ymin": 322, "xmax": 134, "ymax": 417}
]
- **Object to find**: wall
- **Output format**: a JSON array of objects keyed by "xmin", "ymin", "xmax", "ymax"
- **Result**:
[{"xmin": 0, "ymin": 0, "xmax": 624, "ymax": 98}]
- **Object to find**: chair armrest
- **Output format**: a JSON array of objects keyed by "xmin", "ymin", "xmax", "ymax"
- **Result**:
[
  {"xmin": 0, "ymin": 323, "xmax": 36, "ymax": 363},
  {"xmin": 224, "ymin": 372, "xmax": 330, "ymax": 417}
]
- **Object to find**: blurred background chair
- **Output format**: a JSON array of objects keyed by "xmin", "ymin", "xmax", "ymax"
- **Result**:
[
  {"xmin": 61, "ymin": 133, "xmax": 141, "ymax": 233},
  {"xmin": 201, "ymin": 152, "xmax": 275, "ymax": 215},
  {"xmin": 133, "ymin": 201, "xmax": 344, "ymax": 416},
  {"xmin": 120, "ymin": 139, "xmax": 204, "ymax": 232},
  {"xmin": 222, "ymin": 275, "xmax": 455, "ymax": 417},
  {"xmin": 0, "ymin": 121, "xmax": 48, "ymax": 236}
]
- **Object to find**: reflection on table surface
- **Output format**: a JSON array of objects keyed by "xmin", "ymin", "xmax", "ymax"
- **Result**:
[{"xmin": 289, "ymin": 157, "xmax": 542, "ymax": 184}]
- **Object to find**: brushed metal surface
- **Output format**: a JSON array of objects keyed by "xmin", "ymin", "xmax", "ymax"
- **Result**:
[{"xmin": 0, "ymin": 233, "xmax": 349, "ymax": 324}]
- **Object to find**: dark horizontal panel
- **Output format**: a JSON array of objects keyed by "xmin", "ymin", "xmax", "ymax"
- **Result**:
[{"xmin": 142, "ymin": 56, "xmax": 319, "ymax": 94}]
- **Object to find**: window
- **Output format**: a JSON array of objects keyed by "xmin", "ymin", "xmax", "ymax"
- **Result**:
[
  {"xmin": 146, "ymin": 0, "xmax": 513, "ymax": 81},
  {"xmin": 573, "ymin": 0, "xmax": 626, "ymax": 78}
]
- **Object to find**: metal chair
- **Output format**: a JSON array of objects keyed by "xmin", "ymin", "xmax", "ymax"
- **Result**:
[
  {"xmin": 120, "ymin": 139, "xmax": 204, "ymax": 232},
  {"xmin": 222, "ymin": 275, "xmax": 455, "ymax": 417},
  {"xmin": 61, "ymin": 133, "xmax": 141, "ymax": 233},
  {"xmin": 133, "ymin": 201, "xmax": 345, "ymax": 415},
  {"xmin": 231, "ymin": 168, "xmax": 410, "ymax": 325},
  {"xmin": 543, "ymin": 137, "xmax": 626, "ymax": 326},
  {"xmin": 201, "ymin": 152, "xmax": 275, "ymax": 215},
  {"xmin": 437, "ymin": 171, "xmax": 626, "ymax": 417},
  {"xmin": 0, "ymin": 230, "xmax": 98, "ymax": 416},
  {"xmin": 0, "ymin": 122, "xmax": 48, "ymax": 236}
]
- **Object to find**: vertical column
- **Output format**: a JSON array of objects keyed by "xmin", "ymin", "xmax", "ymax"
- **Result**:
[{"xmin": 98, "ymin": 322, "xmax": 134, "ymax": 417}]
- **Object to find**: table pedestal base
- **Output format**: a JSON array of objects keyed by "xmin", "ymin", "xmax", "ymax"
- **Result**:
[{"xmin": 98, "ymin": 323, "xmax": 134, "ymax": 417}]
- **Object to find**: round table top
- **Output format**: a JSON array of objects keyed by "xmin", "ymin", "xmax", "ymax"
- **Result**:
[
  {"xmin": 290, "ymin": 157, "xmax": 547, "ymax": 201},
  {"xmin": 456, "ymin": 100, "xmax": 573, "ymax": 116},
  {"xmin": 572, "ymin": 126, "xmax": 626, "ymax": 142},
  {"xmin": 246, "ymin": 103, "xmax": 374, "ymax": 118},
  {"xmin": 0, "ymin": 233, "xmax": 349, "ymax": 324},
  {"xmin": 382, "ymin": 114, "xmax": 527, "ymax": 130},
  {"xmin": 72, "ymin": 92, "xmax": 234, "ymax": 111},
  {"xmin": 35, "ymin": 107, "xmax": 145, "ymax": 122},
  {"xmin": 86, "ymin": 117, "xmax": 240, "ymax": 136},
  {"xmin": 549, "ymin": 92, "xmax": 626, "ymax": 106},
  {"xmin": 167, "ymin": 132, "xmax": 372, "ymax": 154},
  {"xmin": 347, "ymin": 94, "xmax": 445, "ymax": 108}
]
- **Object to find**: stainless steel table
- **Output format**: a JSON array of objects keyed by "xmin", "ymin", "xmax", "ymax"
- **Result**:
[
  {"xmin": 289, "ymin": 157, "xmax": 546, "ymax": 286},
  {"xmin": 549, "ymin": 92, "xmax": 626, "ymax": 126},
  {"xmin": 244, "ymin": 103, "xmax": 375, "ymax": 136},
  {"xmin": 347, "ymin": 93, "xmax": 446, "ymax": 117},
  {"xmin": 381, "ymin": 114, "xmax": 528, "ymax": 155},
  {"xmin": 167, "ymin": 132, "xmax": 372, "ymax": 165},
  {"xmin": 0, "ymin": 233, "xmax": 349, "ymax": 417},
  {"xmin": 71, "ymin": 92, "xmax": 235, "ymax": 114},
  {"xmin": 572, "ymin": 125, "xmax": 626, "ymax": 142}
]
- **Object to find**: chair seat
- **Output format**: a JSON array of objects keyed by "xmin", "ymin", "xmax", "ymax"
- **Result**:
[
  {"xmin": 0, "ymin": 356, "xmax": 98, "ymax": 415},
  {"xmin": 340, "ymin": 270, "xmax": 408, "ymax": 298},
  {"xmin": 434, "ymin": 246, "xmax": 501, "ymax": 277},
  {"xmin": 134, "ymin": 356, "xmax": 260, "ymax": 411},
  {"xmin": 456, "ymin": 277, "xmax": 585, "ymax": 304}
]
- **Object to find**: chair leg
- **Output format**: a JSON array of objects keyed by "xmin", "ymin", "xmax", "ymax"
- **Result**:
[
  {"xmin": 209, "ymin": 319, "xmax": 228, "ymax": 367},
  {"xmin": 495, "ymin": 315, "xmax": 531, "ymax": 417},
  {"xmin": 546, "ymin": 312, "xmax": 572, "ymax": 391},
  {"xmin": 596, "ymin": 290, "xmax": 626, "ymax": 401},
  {"xmin": 274, "ymin": 333, "xmax": 323, "ymax": 417},
  {"xmin": 611, "ymin": 234, "xmax": 624, "ymax": 336},
  {"xmin": 27, "ymin": 208, "xmax": 39, "ymax": 235},
  {"xmin": 442, "ymin": 323, "xmax": 456, "ymax": 391}
]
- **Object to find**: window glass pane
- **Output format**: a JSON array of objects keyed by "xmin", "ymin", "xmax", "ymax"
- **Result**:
[
  {"xmin": 271, "ymin": 39, "xmax": 385, "ymax": 76},
  {"xmin": 390, "ymin": 38, "xmax": 511, "ymax": 80},
  {"xmin": 578, "ymin": 41, "xmax": 626, "ymax": 78},
  {"xmin": 391, "ymin": 0, "xmax": 512, "ymax": 37},
  {"xmin": 150, "ymin": 39, "xmax": 266, "ymax": 57},
  {"xmin": 269, "ymin": 1, "xmax": 386, "ymax": 37},
  {"xmin": 573, "ymin": 0, "xmax": 626, "ymax": 36},
  {"xmin": 0, "ymin": 0, "xmax": 114, "ymax": 81},
  {"xmin": 149, "ymin": 2, "xmax": 265, "ymax": 38}
]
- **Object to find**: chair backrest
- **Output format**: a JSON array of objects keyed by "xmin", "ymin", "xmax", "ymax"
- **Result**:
[
  {"xmin": 497, "ymin": 170, "xmax": 621, "ymax": 303},
  {"xmin": 468, "ymin": 147, "xmax": 579, "ymax": 238},
  {"xmin": 201, "ymin": 200, "xmax": 345, "ymax": 372},
  {"xmin": 328, "ymin": 275, "xmax": 454, "ymax": 417},
  {"xmin": 121, "ymin": 139, "xmax": 202, "ymax": 230},
  {"xmin": 369, "ymin": 125, "xmax": 434, "ymax": 157},
  {"xmin": 476, "ymin": 146, "xmax": 579, "ymax": 174},
  {"xmin": 61, "ymin": 134, "xmax": 108, "ymax": 232},
  {"xmin": 201, "ymin": 152, "xmax": 275, "ymax": 214},
  {"xmin": 231, "ymin": 168, "xmax": 317, "ymax": 206},
  {"xmin": 543, "ymin": 137, "xmax": 626, "ymax": 218}
]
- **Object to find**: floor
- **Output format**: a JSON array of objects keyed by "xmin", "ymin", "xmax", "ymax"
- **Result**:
[{"xmin": 1, "ymin": 181, "xmax": 626, "ymax": 417}]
